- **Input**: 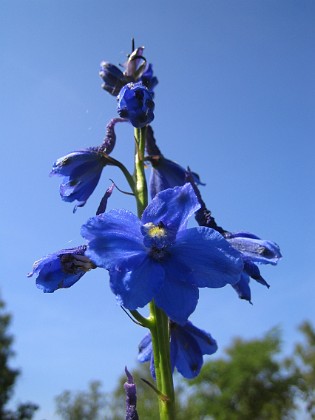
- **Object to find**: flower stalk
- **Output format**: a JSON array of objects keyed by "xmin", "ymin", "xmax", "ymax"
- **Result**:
[{"xmin": 134, "ymin": 127, "xmax": 175, "ymax": 420}]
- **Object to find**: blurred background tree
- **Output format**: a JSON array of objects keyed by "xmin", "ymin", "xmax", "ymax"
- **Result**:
[
  {"xmin": 0, "ymin": 295, "xmax": 38, "ymax": 419},
  {"xmin": 54, "ymin": 322, "xmax": 315, "ymax": 420}
]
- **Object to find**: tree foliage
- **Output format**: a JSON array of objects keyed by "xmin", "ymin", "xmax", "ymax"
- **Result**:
[
  {"xmin": 0, "ymin": 295, "xmax": 39, "ymax": 419},
  {"xmin": 54, "ymin": 322, "xmax": 315, "ymax": 420}
]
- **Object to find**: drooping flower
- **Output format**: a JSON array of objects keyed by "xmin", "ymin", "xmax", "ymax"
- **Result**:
[
  {"xmin": 226, "ymin": 232, "xmax": 282, "ymax": 302},
  {"xmin": 225, "ymin": 232, "xmax": 282, "ymax": 265},
  {"xmin": 124, "ymin": 367, "xmax": 139, "ymax": 420},
  {"xmin": 28, "ymin": 246, "xmax": 95, "ymax": 293},
  {"xmin": 145, "ymin": 126, "xmax": 204, "ymax": 198},
  {"xmin": 117, "ymin": 82, "xmax": 155, "ymax": 128},
  {"xmin": 81, "ymin": 183, "xmax": 243, "ymax": 324},
  {"xmin": 138, "ymin": 321, "xmax": 218, "ymax": 379},
  {"xmin": 50, "ymin": 147, "xmax": 111, "ymax": 212}
]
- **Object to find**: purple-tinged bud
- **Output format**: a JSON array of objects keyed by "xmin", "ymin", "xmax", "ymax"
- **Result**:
[
  {"xmin": 117, "ymin": 82, "xmax": 155, "ymax": 128},
  {"xmin": 99, "ymin": 62, "xmax": 126, "ymax": 96},
  {"xmin": 96, "ymin": 183, "xmax": 115, "ymax": 215},
  {"xmin": 124, "ymin": 367, "xmax": 139, "ymax": 420}
]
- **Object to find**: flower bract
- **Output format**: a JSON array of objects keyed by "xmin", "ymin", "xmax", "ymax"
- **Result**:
[
  {"xmin": 28, "ymin": 246, "xmax": 95, "ymax": 293},
  {"xmin": 81, "ymin": 183, "xmax": 243, "ymax": 324},
  {"xmin": 138, "ymin": 321, "xmax": 218, "ymax": 379}
]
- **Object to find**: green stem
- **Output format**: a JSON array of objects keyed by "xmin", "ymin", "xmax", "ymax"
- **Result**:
[{"xmin": 133, "ymin": 126, "xmax": 175, "ymax": 420}]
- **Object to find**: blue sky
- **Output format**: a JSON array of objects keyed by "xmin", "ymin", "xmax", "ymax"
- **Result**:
[{"xmin": 1, "ymin": 1, "xmax": 315, "ymax": 418}]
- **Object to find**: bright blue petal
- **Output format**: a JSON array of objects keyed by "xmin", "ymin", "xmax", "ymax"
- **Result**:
[
  {"xmin": 142, "ymin": 183, "xmax": 200, "ymax": 235},
  {"xmin": 154, "ymin": 262, "xmax": 199, "ymax": 324},
  {"xmin": 232, "ymin": 273, "xmax": 252, "ymax": 303},
  {"xmin": 81, "ymin": 209, "xmax": 146, "ymax": 270},
  {"xmin": 109, "ymin": 258, "xmax": 165, "ymax": 310},
  {"xmin": 171, "ymin": 227, "xmax": 243, "ymax": 288},
  {"xmin": 171, "ymin": 326, "xmax": 203, "ymax": 378},
  {"xmin": 183, "ymin": 321, "xmax": 218, "ymax": 355}
]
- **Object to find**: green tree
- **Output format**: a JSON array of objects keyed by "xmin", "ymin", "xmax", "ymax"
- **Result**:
[
  {"xmin": 183, "ymin": 328, "xmax": 298, "ymax": 420},
  {"xmin": 56, "ymin": 325, "xmax": 315, "ymax": 420},
  {"xmin": 55, "ymin": 380, "xmax": 108, "ymax": 420},
  {"xmin": 293, "ymin": 321, "xmax": 315, "ymax": 418},
  {"xmin": 0, "ymin": 296, "xmax": 39, "ymax": 419}
]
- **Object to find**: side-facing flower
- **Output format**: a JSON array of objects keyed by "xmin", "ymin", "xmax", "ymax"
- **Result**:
[
  {"xmin": 138, "ymin": 321, "xmax": 218, "ymax": 379},
  {"xmin": 145, "ymin": 126, "xmax": 204, "ymax": 198},
  {"xmin": 28, "ymin": 246, "xmax": 95, "ymax": 293},
  {"xmin": 81, "ymin": 183, "xmax": 243, "ymax": 324},
  {"xmin": 50, "ymin": 147, "xmax": 112, "ymax": 212},
  {"xmin": 226, "ymin": 231, "xmax": 282, "ymax": 300},
  {"xmin": 117, "ymin": 82, "xmax": 155, "ymax": 128}
]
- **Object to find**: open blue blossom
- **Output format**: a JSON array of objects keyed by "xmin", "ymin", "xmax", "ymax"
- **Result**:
[
  {"xmin": 117, "ymin": 82, "xmax": 155, "ymax": 128},
  {"xmin": 50, "ymin": 147, "xmax": 111, "ymax": 211},
  {"xmin": 138, "ymin": 321, "xmax": 218, "ymax": 379},
  {"xmin": 28, "ymin": 246, "xmax": 95, "ymax": 293},
  {"xmin": 140, "ymin": 63, "xmax": 158, "ymax": 93},
  {"xmin": 81, "ymin": 183, "xmax": 243, "ymax": 324}
]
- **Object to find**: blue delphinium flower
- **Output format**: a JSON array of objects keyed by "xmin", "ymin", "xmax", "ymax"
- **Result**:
[
  {"xmin": 81, "ymin": 183, "xmax": 243, "ymax": 324},
  {"xmin": 28, "ymin": 246, "xmax": 95, "ymax": 293},
  {"xmin": 145, "ymin": 126, "xmax": 204, "ymax": 198},
  {"xmin": 138, "ymin": 321, "xmax": 218, "ymax": 379},
  {"xmin": 50, "ymin": 147, "xmax": 111, "ymax": 212},
  {"xmin": 117, "ymin": 82, "xmax": 155, "ymax": 128},
  {"xmin": 124, "ymin": 367, "xmax": 139, "ymax": 420}
]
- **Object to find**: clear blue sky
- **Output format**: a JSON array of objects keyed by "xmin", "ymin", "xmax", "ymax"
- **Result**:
[{"xmin": 1, "ymin": 1, "xmax": 314, "ymax": 418}]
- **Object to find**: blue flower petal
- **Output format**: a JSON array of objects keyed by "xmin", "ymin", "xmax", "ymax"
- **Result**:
[
  {"xmin": 81, "ymin": 209, "xmax": 146, "ymax": 270},
  {"xmin": 109, "ymin": 258, "xmax": 165, "ymax": 310},
  {"xmin": 226, "ymin": 232, "xmax": 282, "ymax": 265},
  {"xmin": 154, "ymin": 262, "xmax": 199, "ymax": 324},
  {"xmin": 137, "ymin": 333, "xmax": 152, "ymax": 363},
  {"xmin": 183, "ymin": 321, "xmax": 218, "ymax": 355},
  {"xmin": 142, "ymin": 183, "xmax": 200, "ymax": 235},
  {"xmin": 28, "ymin": 246, "xmax": 91, "ymax": 293},
  {"xmin": 149, "ymin": 156, "xmax": 204, "ymax": 199},
  {"xmin": 171, "ymin": 325, "xmax": 203, "ymax": 378},
  {"xmin": 171, "ymin": 227, "xmax": 243, "ymax": 288},
  {"xmin": 232, "ymin": 272, "xmax": 252, "ymax": 303}
]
